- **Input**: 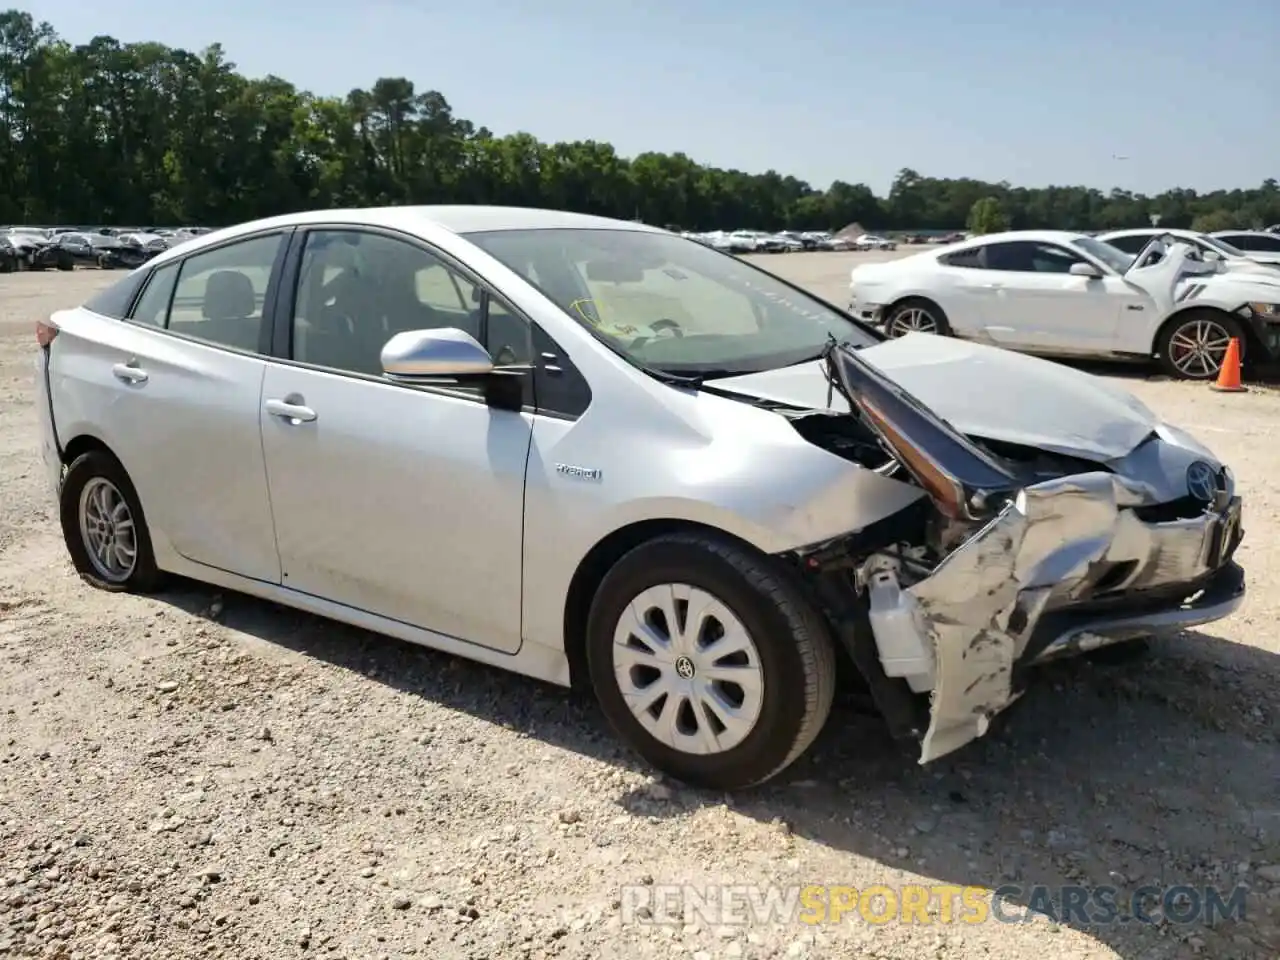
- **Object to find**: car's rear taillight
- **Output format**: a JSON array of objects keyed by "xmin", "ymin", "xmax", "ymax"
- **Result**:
[{"xmin": 36, "ymin": 319, "xmax": 58, "ymax": 347}]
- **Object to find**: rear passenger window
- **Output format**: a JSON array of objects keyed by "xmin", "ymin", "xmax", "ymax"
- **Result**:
[
  {"xmin": 939, "ymin": 248, "xmax": 985, "ymax": 268},
  {"xmin": 82, "ymin": 270, "xmax": 148, "ymax": 319},
  {"xmin": 166, "ymin": 234, "xmax": 284, "ymax": 352},
  {"xmin": 130, "ymin": 263, "xmax": 178, "ymax": 327}
]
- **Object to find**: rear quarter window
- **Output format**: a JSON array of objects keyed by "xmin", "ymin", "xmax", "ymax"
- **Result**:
[
  {"xmin": 938, "ymin": 248, "xmax": 985, "ymax": 268},
  {"xmin": 81, "ymin": 269, "xmax": 150, "ymax": 319}
]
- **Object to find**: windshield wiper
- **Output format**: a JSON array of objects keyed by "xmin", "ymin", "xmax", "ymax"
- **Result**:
[{"xmin": 637, "ymin": 364, "xmax": 809, "ymax": 411}]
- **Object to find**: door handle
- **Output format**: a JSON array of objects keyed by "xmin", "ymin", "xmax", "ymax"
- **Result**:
[
  {"xmin": 111, "ymin": 362, "xmax": 148, "ymax": 384},
  {"xmin": 265, "ymin": 398, "xmax": 317, "ymax": 424}
]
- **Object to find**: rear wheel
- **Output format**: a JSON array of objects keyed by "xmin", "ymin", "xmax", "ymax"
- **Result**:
[
  {"xmin": 59, "ymin": 451, "xmax": 165, "ymax": 593},
  {"xmin": 884, "ymin": 298, "xmax": 952, "ymax": 338},
  {"xmin": 1156, "ymin": 310, "xmax": 1245, "ymax": 380},
  {"xmin": 585, "ymin": 532, "xmax": 837, "ymax": 791}
]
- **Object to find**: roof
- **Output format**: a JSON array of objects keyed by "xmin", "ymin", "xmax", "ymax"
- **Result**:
[
  {"xmin": 241, "ymin": 205, "xmax": 657, "ymax": 236},
  {"xmin": 140, "ymin": 205, "xmax": 664, "ymax": 271},
  {"xmin": 1100, "ymin": 227, "xmax": 1198, "ymax": 238},
  {"xmin": 948, "ymin": 229, "xmax": 1088, "ymax": 250}
]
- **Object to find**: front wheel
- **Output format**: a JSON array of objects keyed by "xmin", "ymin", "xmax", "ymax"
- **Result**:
[
  {"xmin": 585, "ymin": 532, "xmax": 837, "ymax": 791},
  {"xmin": 59, "ymin": 450, "xmax": 165, "ymax": 593},
  {"xmin": 1156, "ymin": 311, "xmax": 1245, "ymax": 380}
]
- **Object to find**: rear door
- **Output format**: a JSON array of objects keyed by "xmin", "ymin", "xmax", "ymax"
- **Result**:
[{"xmin": 48, "ymin": 230, "xmax": 292, "ymax": 583}]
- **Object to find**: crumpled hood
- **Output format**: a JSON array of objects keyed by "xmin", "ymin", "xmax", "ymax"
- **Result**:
[{"xmin": 716, "ymin": 334, "xmax": 1160, "ymax": 461}]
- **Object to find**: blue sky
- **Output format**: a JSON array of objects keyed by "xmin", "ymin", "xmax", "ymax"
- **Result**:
[{"xmin": 21, "ymin": 0, "xmax": 1279, "ymax": 195}]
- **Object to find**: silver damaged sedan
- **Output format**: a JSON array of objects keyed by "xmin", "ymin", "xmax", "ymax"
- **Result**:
[{"xmin": 34, "ymin": 207, "xmax": 1247, "ymax": 790}]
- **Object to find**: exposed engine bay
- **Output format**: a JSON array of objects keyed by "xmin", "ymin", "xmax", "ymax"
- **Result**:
[{"xmin": 774, "ymin": 343, "xmax": 1246, "ymax": 764}]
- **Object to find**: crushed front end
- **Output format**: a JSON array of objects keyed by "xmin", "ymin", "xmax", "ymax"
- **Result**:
[{"xmin": 787, "ymin": 344, "xmax": 1245, "ymax": 763}]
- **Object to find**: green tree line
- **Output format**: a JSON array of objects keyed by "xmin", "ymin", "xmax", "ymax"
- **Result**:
[{"xmin": 1, "ymin": 9, "xmax": 1277, "ymax": 232}]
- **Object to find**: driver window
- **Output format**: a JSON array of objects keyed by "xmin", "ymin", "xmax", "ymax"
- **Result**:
[
  {"xmin": 292, "ymin": 230, "xmax": 481, "ymax": 376},
  {"xmin": 291, "ymin": 229, "xmax": 530, "ymax": 377},
  {"xmin": 984, "ymin": 241, "xmax": 1081, "ymax": 273},
  {"xmin": 416, "ymin": 263, "xmax": 475, "ymax": 312}
]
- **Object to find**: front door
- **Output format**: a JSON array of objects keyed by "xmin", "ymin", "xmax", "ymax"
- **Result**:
[
  {"xmin": 258, "ymin": 227, "xmax": 533, "ymax": 652},
  {"xmin": 978, "ymin": 240, "xmax": 1126, "ymax": 353}
]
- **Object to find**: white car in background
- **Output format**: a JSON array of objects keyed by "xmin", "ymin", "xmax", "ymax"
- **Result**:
[
  {"xmin": 847, "ymin": 230, "xmax": 1280, "ymax": 379},
  {"xmin": 854, "ymin": 234, "xmax": 897, "ymax": 251},
  {"xmin": 1100, "ymin": 228, "xmax": 1280, "ymax": 277},
  {"xmin": 1210, "ymin": 231, "xmax": 1280, "ymax": 267}
]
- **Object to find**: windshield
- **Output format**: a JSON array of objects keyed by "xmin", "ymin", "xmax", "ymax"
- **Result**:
[
  {"xmin": 1071, "ymin": 236, "xmax": 1134, "ymax": 273},
  {"xmin": 466, "ymin": 228, "xmax": 875, "ymax": 376}
]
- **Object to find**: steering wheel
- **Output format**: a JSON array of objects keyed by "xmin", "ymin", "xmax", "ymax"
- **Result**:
[{"xmin": 629, "ymin": 318, "xmax": 684, "ymax": 350}]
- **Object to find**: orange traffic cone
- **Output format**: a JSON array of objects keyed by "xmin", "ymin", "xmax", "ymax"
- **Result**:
[{"xmin": 1211, "ymin": 337, "xmax": 1246, "ymax": 392}]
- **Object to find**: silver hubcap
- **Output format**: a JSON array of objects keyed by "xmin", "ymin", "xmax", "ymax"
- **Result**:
[
  {"xmin": 613, "ymin": 584, "xmax": 765, "ymax": 755},
  {"xmin": 889, "ymin": 307, "xmax": 937, "ymax": 336},
  {"xmin": 1168, "ymin": 320, "xmax": 1232, "ymax": 378},
  {"xmin": 78, "ymin": 478, "xmax": 137, "ymax": 582}
]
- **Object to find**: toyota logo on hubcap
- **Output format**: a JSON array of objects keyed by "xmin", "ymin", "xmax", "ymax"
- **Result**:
[{"xmin": 674, "ymin": 656, "xmax": 696, "ymax": 680}]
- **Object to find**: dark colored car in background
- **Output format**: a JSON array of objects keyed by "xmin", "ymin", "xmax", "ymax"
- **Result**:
[{"xmin": 0, "ymin": 235, "xmax": 18, "ymax": 272}]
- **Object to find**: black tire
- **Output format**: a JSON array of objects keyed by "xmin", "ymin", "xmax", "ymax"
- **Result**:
[
  {"xmin": 585, "ymin": 532, "xmax": 838, "ymax": 791},
  {"xmin": 1155, "ymin": 310, "xmax": 1246, "ymax": 381},
  {"xmin": 59, "ymin": 450, "xmax": 165, "ymax": 593},
  {"xmin": 1085, "ymin": 637, "xmax": 1152, "ymax": 665},
  {"xmin": 56, "ymin": 257, "xmax": 74, "ymax": 272},
  {"xmin": 884, "ymin": 298, "xmax": 953, "ymax": 338}
]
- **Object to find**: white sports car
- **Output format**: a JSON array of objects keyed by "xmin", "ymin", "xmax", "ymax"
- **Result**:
[
  {"xmin": 1099, "ymin": 227, "xmax": 1280, "ymax": 278},
  {"xmin": 1210, "ymin": 230, "xmax": 1280, "ymax": 268},
  {"xmin": 848, "ymin": 229, "xmax": 1280, "ymax": 380}
]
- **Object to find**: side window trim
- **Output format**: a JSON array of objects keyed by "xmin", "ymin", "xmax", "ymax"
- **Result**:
[{"xmin": 530, "ymin": 322, "xmax": 593, "ymax": 420}]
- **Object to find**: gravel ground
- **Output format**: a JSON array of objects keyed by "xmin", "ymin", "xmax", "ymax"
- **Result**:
[{"xmin": 1, "ymin": 258, "xmax": 1278, "ymax": 960}]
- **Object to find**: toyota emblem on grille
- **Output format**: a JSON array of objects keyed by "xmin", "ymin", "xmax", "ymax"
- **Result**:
[{"xmin": 1186, "ymin": 461, "xmax": 1217, "ymax": 503}]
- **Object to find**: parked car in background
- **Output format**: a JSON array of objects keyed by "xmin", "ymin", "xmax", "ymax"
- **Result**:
[
  {"xmin": 853, "ymin": 234, "xmax": 897, "ymax": 251},
  {"xmin": 0, "ymin": 234, "xmax": 18, "ymax": 272},
  {"xmin": 1099, "ymin": 228, "xmax": 1280, "ymax": 277},
  {"xmin": 55, "ymin": 233, "xmax": 114, "ymax": 268},
  {"xmin": 35, "ymin": 206, "xmax": 1246, "ymax": 790},
  {"xmin": 1210, "ymin": 231, "xmax": 1280, "ymax": 266},
  {"xmin": 847, "ymin": 229, "xmax": 1280, "ymax": 379}
]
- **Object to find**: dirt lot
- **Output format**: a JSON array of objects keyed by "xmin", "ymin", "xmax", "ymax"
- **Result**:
[{"xmin": 1, "ymin": 256, "xmax": 1278, "ymax": 960}]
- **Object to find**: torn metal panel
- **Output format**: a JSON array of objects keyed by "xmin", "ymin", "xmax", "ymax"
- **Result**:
[{"xmin": 873, "ymin": 472, "xmax": 1179, "ymax": 764}]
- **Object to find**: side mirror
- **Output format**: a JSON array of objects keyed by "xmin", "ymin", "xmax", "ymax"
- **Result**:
[
  {"xmin": 380, "ymin": 328, "xmax": 493, "ymax": 381},
  {"xmin": 1202, "ymin": 250, "xmax": 1223, "ymax": 262},
  {"xmin": 1069, "ymin": 261, "xmax": 1102, "ymax": 278}
]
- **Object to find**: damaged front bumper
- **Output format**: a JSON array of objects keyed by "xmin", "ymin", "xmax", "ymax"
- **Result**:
[
  {"xmin": 804, "ymin": 343, "xmax": 1247, "ymax": 765},
  {"xmin": 863, "ymin": 472, "xmax": 1244, "ymax": 763}
]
